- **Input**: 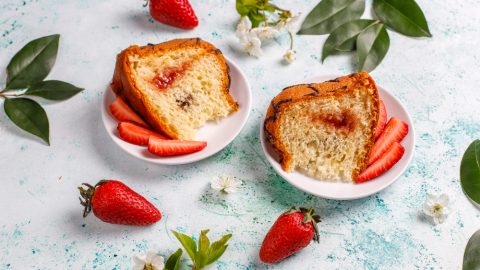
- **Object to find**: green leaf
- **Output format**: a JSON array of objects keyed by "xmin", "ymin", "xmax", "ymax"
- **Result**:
[
  {"xmin": 356, "ymin": 23, "xmax": 390, "ymax": 72},
  {"xmin": 298, "ymin": 0, "xmax": 365, "ymax": 35},
  {"xmin": 373, "ymin": 0, "xmax": 431, "ymax": 37},
  {"xmin": 4, "ymin": 98, "xmax": 49, "ymax": 145},
  {"xmin": 460, "ymin": 140, "xmax": 480, "ymax": 205},
  {"xmin": 165, "ymin": 249, "xmax": 183, "ymax": 270},
  {"xmin": 206, "ymin": 245, "xmax": 229, "ymax": 265},
  {"xmin": 25, "ymin": 80, "xmax": 83, "ymax": 101},
  {"xmin": 198, "ymin": 229, "xmax": 210, "ymax": 253},
  {"xmin": 172, "ymin": 230, "xmax": 197, "ymax": 262},
  {"xmin": 322, "ymin": 19, "xmax": 377, "ymax": 61},
  {"xmin": 463, "ymin": 229, "xmax": 480, "ymax": 270},
  {"xmin": 6, "ymin": 34, "xmax": 60, "ymax": 90},
  {"xmin": 248, "ymin": 11, "xmax": 266, "ymax": 28},
  {"xmin": 236, "ymin": 0, "xmax": 256, "ymax": 16},
  {"xmin": 206, "ymin": 234, "xmax": 232, "ymax": 265}
]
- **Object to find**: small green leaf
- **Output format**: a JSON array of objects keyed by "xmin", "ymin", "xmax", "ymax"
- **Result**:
[
  {"xmin": 373, "ymin": 0, "xmax": 431, "ymax": 37},
  {"xmin": 322, "ymin": 19, "xmax": 377, "ymax": 61},
  {"xmin": 463, "ymin": 229, "xmax": 480, "ymax": 270},
  {"xmin": 236, "ymin": 0, "xmax": 256, "ymax": 16},
  {"xmin": 25, "ymin": 80, "xmax": 83, "ymax": 101},
  {"xmin": 206, "ymin": 245, "xmax": 229, "ymax": 265},
  {"xmin": 6, "ymin": 34, "xmax": 60, "ymax": 90},
  {"xmin": 4, "ymin": 98, "xmax": 49, "ymax": 144},
  {"xmin": 165, "ymin": 249, "xmax": 182, "ymax": 270},
  {"xmin": 248, "ymin": 11, "xmax": 266, "ymax": 28},
  {"xmin": 206, "ymin": 234, "xmax": 232, "ymax": 265},
  {"xmin": 198, "ymin": 230, "xmax": 210, "ymax": 253},
  {"xmin": 356, "ymin": 23, "xmax": 390, "ymax": 72},
  {"xmin": 172, "ymin": 230, "xmax": 197, "ymax": 262},
  {"xmin": 298, "ymin": 0, "xmax": 365, "ymax": 35},
  {"xmin": 460, "ymin": 140, "xmax": 480, "ymax": 205},
  {"xmin": 195, "ymin": 251, "xmax": 208, "ymax": 269}
]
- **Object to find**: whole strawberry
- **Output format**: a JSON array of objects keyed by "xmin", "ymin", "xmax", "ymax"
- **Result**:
[
  {"xmin": 148, "ymin": 0, "xmax": 199, "ymax": 29},
  {"xmin": 259, "ymin": 207, "xmax": 320, "ymax": 263},
  {"xmin": 78, "ymin": 180, "xmax": 161, "ymax": 226}
]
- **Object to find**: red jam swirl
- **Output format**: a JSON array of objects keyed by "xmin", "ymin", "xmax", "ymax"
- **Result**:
[{"xmin": 311, "ymin": 109, "xmax": 358, "ymax": 133}]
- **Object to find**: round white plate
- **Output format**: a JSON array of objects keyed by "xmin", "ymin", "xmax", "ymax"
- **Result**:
[
  {"xmin": 260, "ymin": 74, "xmax": 415, "ymax": 200},
  {"xmin": 101, "ymin": 57, "xmax": 252, "ymax": 165}
]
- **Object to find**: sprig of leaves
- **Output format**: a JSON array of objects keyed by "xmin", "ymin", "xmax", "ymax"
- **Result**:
[
  {"xmin": 172, "ymin": 229, "xmax": 232, "ymax": 270},
  {"xmin": 298, "ymin": 0, "xmax": 431, "ymax": 71},
  {"xmin": 463, "ymin": 229, "xmax": 480, "ymax": 270},
  {"xmin": 236, "ymin": 0, "xmax": 291, "ymax": 28},
  {"xmin": 460, "ymin": 140, "xmax": 480, "ymax": 206},
  {"xmin": 1, "ymin": 34, "xmax": 84, "ymax": 145}
]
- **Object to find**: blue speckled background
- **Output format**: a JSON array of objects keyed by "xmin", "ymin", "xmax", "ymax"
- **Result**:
[{"xmin": 1, "ymin": 0, "xmax": 480, "ymax": 269}]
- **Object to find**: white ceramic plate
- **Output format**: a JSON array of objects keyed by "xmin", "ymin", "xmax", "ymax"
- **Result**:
[
  {"xmin": 101, "ymin": 57, "xmax": 252, "ymax": 165},
  {"xmin": 260, "ymin": 75, "xmax": 415, "ymax": 200}
]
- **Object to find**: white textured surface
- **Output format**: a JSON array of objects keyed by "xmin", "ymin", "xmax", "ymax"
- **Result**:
[{"xmin": 1, "ymin": 0, "xmax": 480, "ymax": 269}]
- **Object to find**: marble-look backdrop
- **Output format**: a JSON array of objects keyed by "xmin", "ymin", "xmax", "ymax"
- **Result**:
[{"xmin": 1, "ymin": 0, "xmax": 479, "ymax": 269}]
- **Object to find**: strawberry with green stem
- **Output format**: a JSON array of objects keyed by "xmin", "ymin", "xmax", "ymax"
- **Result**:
[
  {"xmin": 78, "ymin": 180, "xmax": 161, "ymax": 226},
  {"xmin": 259, "ymin": 207, "xmax": 321, "ymax": 263}
]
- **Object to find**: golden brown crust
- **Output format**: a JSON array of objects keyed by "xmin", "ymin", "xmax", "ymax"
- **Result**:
[
  {"xmin": 111, "ymin": 38, "xmax": 239, "ymax": 139},
  {"xmin": 264, "ymin": 72, "xmax": 379, "ymax": 179}
]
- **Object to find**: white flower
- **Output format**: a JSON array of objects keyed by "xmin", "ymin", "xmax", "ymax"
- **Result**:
[
  {"xmin": 276, "ymin": 14, "xmax": 301, "ymax": 33},
  {"xmin": 283, "ymin": 49, "xmax": 296, "ymax": 64},
  {"xmin": 251, "ymin": 26, "xmax": 280, "ymax": 40},
  {"xmin": 211, "ymin": 175, "xmax": 241, "ymax": 194},
  {"xmin": 240, "ymin": 33, "xmax": 263, "ymax": 57},
  {"xmin": 236, "ymin": 16, "xmax": 252, "ymax": 39},
  {"xmin": 423, "ymin": 193, "xmax": 450, "ymax": 225},
  {"xmin": 132, "ymin": 251, "xmax": 164, "ymax": 270}
]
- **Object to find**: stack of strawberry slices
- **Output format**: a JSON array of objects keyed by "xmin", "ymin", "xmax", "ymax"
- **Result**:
[
  {"xmin": 109, "ymin": 96, "xmax": 207, "ymax": 156},
  {"xmin": 355, "ymin": 100, "xmax": 410, "ymax": 183}
]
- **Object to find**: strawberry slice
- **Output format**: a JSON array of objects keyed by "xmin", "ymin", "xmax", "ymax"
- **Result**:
[
  {"xmin": 117, "ymin": 122, "xmax": 167, "ymax": 146},
  {"xmin": 109, "ymin": 97, "xmax": 148, "ymax": 127},
  {"xmin": 368, "ymin": 117, "xmax": 408, "ymax": 165},
  {"xmin": 356, "ymin": 142, "xmax": 405, "ymax": 183},
  {"xmin": 148, "ymin": 136, "xmax": 206, "ymax": 156},
  {"xmin": 374, "ymin": 100, "xmax": 387, "ymax": 139}
]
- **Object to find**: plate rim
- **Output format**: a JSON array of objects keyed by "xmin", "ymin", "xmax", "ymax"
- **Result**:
[
  {"xmin": 101, "ymin": 56, "xmax": 252, "ymax": 165},
  {"xmin": 259, "ymin": 74, "xmax": 416, "ymax": 200}
]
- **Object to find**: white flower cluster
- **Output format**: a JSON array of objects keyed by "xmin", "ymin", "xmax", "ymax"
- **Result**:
[{"xmin": 236, "ymin": 15, "xmax": 300, "ymax": 63}]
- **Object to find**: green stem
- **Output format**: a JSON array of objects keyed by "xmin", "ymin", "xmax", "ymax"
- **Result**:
[{"xmin": 288, "ymin": 31, "xmax": 294, "ymax": 50}]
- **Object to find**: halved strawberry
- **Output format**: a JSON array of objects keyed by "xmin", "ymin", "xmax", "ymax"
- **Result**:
[
  {"xmin": 117, "ymin": 122, "xmax": 167, "ymax": 146},
  {"xmin": 356, "ymin": 142, "xmax": 405, "ymax": 183},
  {"xmin": 148, "ymin": 136, "xmax": 206, "ymax": 156},
  {"xmin": 109, "ymin": 97, "xmax": 148, "ymax": 127},
  {"xmin": 374, "ymin": 100, "xmax": 387, "ymax": 140},
  {"xmin": 368, "ymin": 117, "xmax": 408, "ymax": 165}
]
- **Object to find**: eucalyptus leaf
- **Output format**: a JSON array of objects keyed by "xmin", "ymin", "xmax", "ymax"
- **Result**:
[
  {"xmin": 463, "ymin": 229, "xmax": 480, "ymax": 270},
  {"xmin": 356, "ymin": 23, "xmax": 390, "ymax": 72},
  {"xmin": 165, "ymin": 249, "xmax": 183, "ymax": 270},
  {"xmin": 25, "ymin": 80, "xmax": 83, "ymax": 101},
  {"xmin": 322, "ymin": 19, "xmax": 377, "ymax": 61},
  {"xmin": 6, "ymin": 34, "xmax": 60, "ymax": 90},
  {"xmin": 298, "ymin": 0, "xmax": 365, "ymax": 35},
  {"xmin": 172, "ymin": 231, "xmax": 197, "ymax": 261},
  {"xmin": 4, "ymin": 98, "xmax": 49, "ymax": 145},
  {"xmin": 373, "ymin": 0, "xmax": 431, "ymax": 37},
  {"xmin": 460, "ymin": 140, "xmax": 480, "ymax": 205}
]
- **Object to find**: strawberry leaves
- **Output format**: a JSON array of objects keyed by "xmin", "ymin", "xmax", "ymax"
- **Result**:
[
  {"xmin": 460, "ymin": 140, "xmax": 480, "ymax": 206},
  {"xmin": 1, "ymin": 35, "xmax": 83, "ymax": 145},
  {"xmin": 164, "ymin": 249, "xmax": 183, "ymax": 270},
  {"xmin": 372, "ymin": 0, "xmax": 431, "ymax": 37},
  {"xmin": 4, "ymin": 98, "xmax": 50, "ymax": 144},
  {"xmin": 299, "ymin": 0, "xmax": 431, "ymax": 71},
  {"xmin": 356, "ymin": 23, "xmax": 390, "ymax": 72},
  {"xmin": 172, "ymin": 229, "xmax": 232, "ymax": 270},
  {"xmin": 463, "ymin": 229, "xmax": 480, "ymax": 270},
  {"xmin": 298, "ymin": 0, "xmax": 365, "ymax": 35}
]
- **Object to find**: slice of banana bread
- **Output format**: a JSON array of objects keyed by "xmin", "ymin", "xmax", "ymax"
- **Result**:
[
  {"xmin": 111, "ymin": 38, "xmax": 239, "ymax": 140},
  {"xmin": 264, "ymin": 72, "xmax": 379, "ymax": 182}
]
